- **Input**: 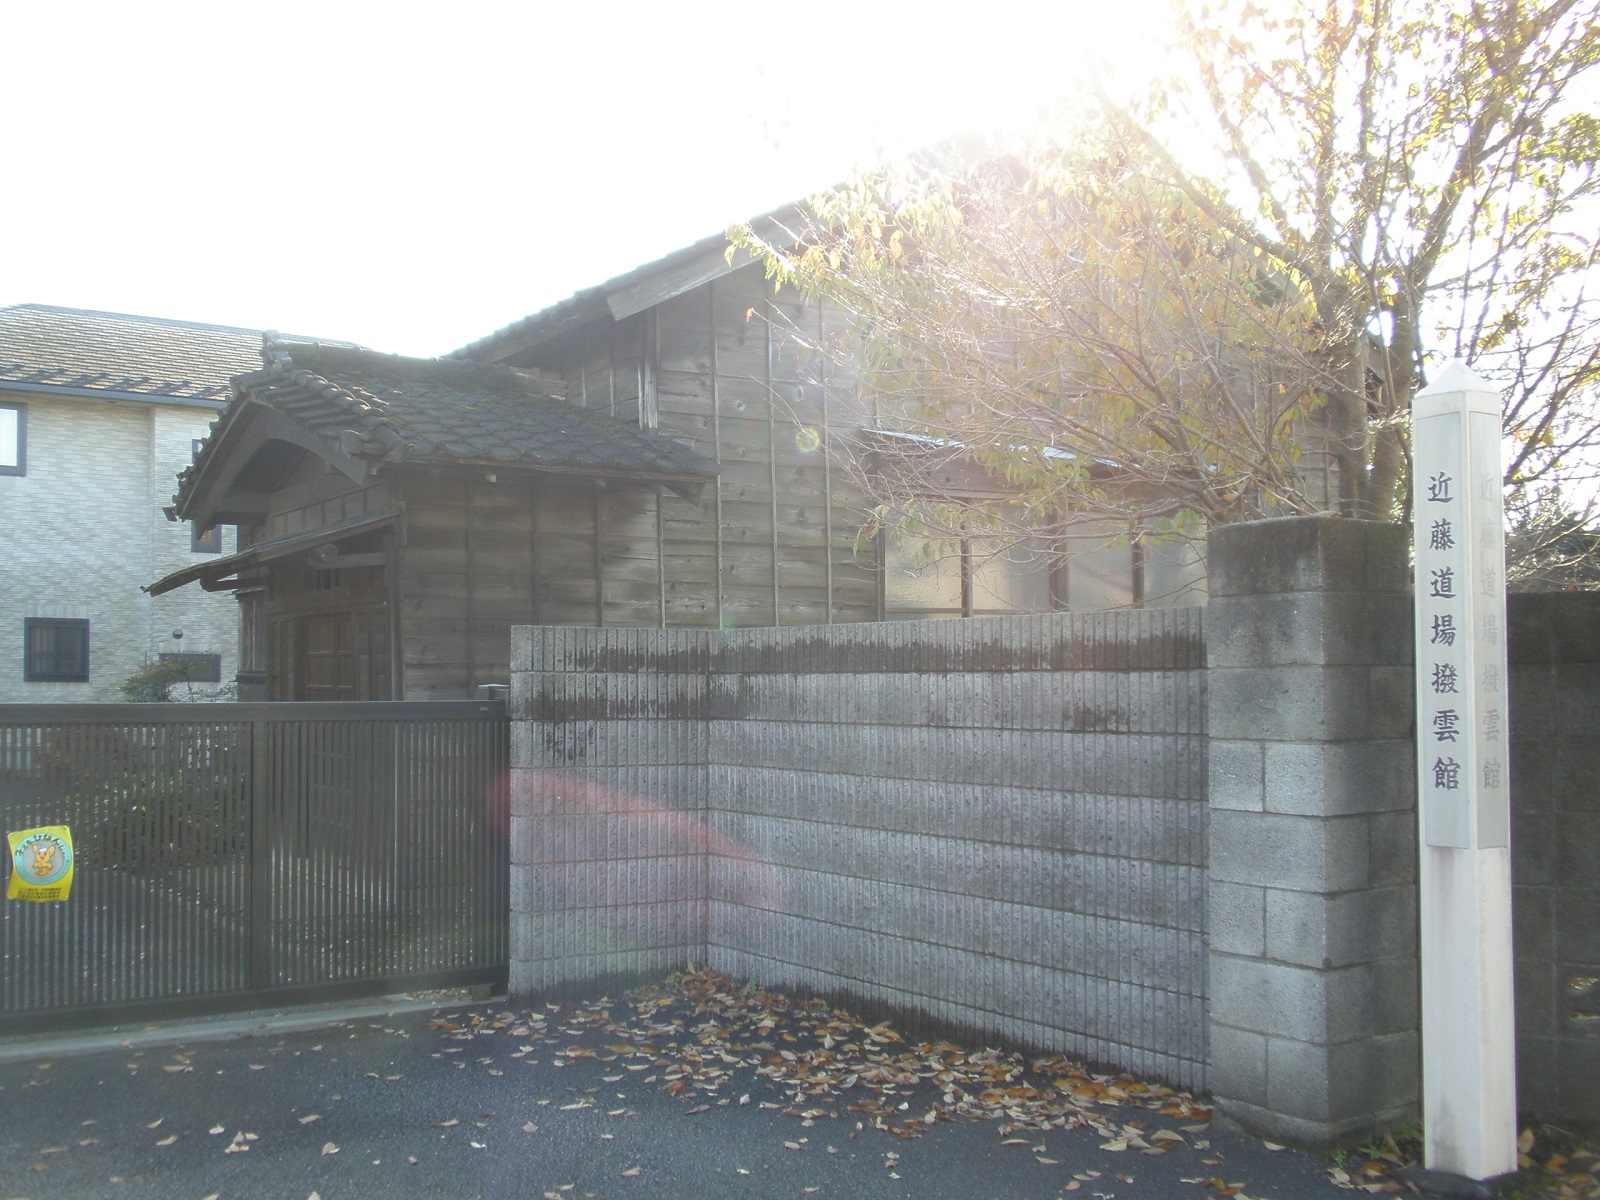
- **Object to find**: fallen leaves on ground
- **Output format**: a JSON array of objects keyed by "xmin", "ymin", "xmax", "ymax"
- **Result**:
[
  {"xmin": 1322, "ymin": 1124, "xmax": 1600, "ymax": 1199},
  {"xmin": 1324, "ymin": 1128, "xmax": 1413, "ymax": 1194},
  {"xmin": 1515, "ymin": 1125, "xmax": 1600, "ymax": 1200},
  {"xmin": 427, "ymin": 966, "xmax": 1211, "ymax": 1157}
]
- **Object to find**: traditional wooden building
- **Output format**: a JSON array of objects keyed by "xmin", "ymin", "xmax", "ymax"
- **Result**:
[
  {"xmin": 448, "ymin": 213, "xmax": 888, "ymax": 633},
  {"xmin": 452, "ymin": 218, "xmax": 1204, "ymax": 626},
  {"xmin": 149, "ymin": 338, "xmax": 718, "ymax": 700},
  {"xmin": 153, "ymin": 217, "xmax": 1203, "ymax": 701}
]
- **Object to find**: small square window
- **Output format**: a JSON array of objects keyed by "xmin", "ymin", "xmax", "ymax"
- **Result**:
[
  {"xmin": 158, "ymin": 651, "xmax": 222, "ymax": 683},
  {"xmin": 24, "ymin": 618, "xmax": 89, "ymax": 682},
  {"xmin": 0, "ymin": 403, "xmax": 23, "ymax": 476}
]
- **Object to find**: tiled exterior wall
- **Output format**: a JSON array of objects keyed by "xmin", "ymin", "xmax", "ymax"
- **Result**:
[
  {"xmin": 510, "ymin": 611, "xmax": 1209, "ymax": 1089},
  {"xmin": 1507, "ymin": 591, "xmax": 1600, "ymax": 1124},
  {"xmin": 0, "ymin": 394, "xmax": 237, "ymax": 703},
  {"xmin": 146, "ymin": 407, "xmax": 237, "ymax": 682}
]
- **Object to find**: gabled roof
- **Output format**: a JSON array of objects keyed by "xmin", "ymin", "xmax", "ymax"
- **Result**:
[
  {"xmin": 174, "ymin": 336, "xmax": 719, "ymax": 521},
  {"xmin": 450, "ymin": 204, "xmax": 808, "ymax": 363},
  {"xmin": 0, "ymin": 303, "xmax": 343, "ymax": 406}
]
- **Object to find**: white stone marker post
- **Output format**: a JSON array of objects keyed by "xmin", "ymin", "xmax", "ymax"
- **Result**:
[{"xmin": 1411, "ymin": 361, "xmax": 1516, "ymax": 1180}]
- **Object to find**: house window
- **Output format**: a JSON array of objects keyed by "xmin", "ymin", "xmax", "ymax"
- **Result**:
[
  {"xmin": 1062, "ymin": 522, "xmax": 1137, "ymax": 611},
  {"xmin": 0, "ymin": 403, "xmax": 23, "ymax": 476},
  {"xmin": 158, "ymin": 651, "xmax": 223, "ymax": 683},
  {"xmin": 24, "ymin": 618, "xmax": 89, "ymax": 682},
  {"xmin": 882, "ymin": 509, "xmax": 1055, "ymax": 619},
  {"xmin": 883, "ymin": 536, "xmax": 964, "ymax": 619}
]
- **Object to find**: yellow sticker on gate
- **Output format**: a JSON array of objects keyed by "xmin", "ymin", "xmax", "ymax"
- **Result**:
[{"xmin": 7, "ymin": 825, "xmax": 75, "ymax": 902}]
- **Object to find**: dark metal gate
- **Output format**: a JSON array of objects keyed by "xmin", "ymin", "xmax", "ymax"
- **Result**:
[{"xmin": 0, "ymin": 701, "xmax": 507, "ymax": 1034}]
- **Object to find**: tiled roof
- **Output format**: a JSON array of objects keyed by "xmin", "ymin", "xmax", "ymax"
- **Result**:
[
  {"xmin": 178, "ymin": 338, "xmax": 718, "ymax": 507},
  {"xmin": 0, "ymin": 303, "xmax": 279, "ymax": 403}
]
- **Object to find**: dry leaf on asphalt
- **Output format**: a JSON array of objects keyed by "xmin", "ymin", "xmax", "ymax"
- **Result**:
[{"xmin": 423, "ymin": 966, "xmax": 1218, "ymax": 1183}]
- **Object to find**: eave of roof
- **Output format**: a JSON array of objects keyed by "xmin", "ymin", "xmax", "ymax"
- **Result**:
[
  {"xmin": 0, "ymin": 378, "xmax": 227, "ymax": 409},
  {"xmin": 146, "ymin": 507, "xmax": 402, "ymax": 597},
  {"xmin": 864, "ymin": 427, "xmax": 1101, "ymax": 466},
  {"xmin": 145, "ymin": 508, "xmax": 400, "ymax": 598},
  {"xmin": 449, "ymin": 202, "xmax": 809, "ymax": 361}
]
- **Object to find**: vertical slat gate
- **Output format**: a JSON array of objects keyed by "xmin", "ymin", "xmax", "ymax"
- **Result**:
[{"xmin": 0, "ymin": 701, "xmax": 507, "ymax": 1035}]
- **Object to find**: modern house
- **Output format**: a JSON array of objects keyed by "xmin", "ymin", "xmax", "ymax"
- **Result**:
[
  {"xmin": 151, "ymin": 215, "xmax": 1204, "ymax": 701},
  {"xmin": 0, "ymin": 305, "xmax": 268, "ymax": 702}
]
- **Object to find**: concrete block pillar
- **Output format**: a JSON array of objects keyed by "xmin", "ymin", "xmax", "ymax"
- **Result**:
[{"xmin": 1206, "ymin": 516, "xmax": 1419, "ymax": 1146}]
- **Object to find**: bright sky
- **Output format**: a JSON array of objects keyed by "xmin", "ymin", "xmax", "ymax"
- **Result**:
[{"xmin": 1, "ymin": 1, "xmax": 1170, "ymax": 358}]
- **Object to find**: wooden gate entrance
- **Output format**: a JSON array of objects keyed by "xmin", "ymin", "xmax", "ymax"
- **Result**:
[{"xmin": 0, "ymin": 701, "xmax": 507, "ymax": 1034}]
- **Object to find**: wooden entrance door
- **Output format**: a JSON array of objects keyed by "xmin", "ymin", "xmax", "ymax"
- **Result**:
[{"xmin": 268, "ymin": 609, "xmax": 391, "ymax": 701}]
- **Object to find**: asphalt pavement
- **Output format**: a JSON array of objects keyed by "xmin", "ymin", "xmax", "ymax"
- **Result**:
[{"xmin": 0, "ymin": 983, "xmax": 1368, "ymax": 1200}]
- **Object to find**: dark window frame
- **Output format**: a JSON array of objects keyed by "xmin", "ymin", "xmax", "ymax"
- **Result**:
[
  {"xmin": 0, "ymin": 401, "xmax": 23, "ymax": 476},
  {"xmin": 24, "ymin": 618, "xmax": 89, "ymax": 682}
]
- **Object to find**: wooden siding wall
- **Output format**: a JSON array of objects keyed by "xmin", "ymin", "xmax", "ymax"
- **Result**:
[
  {"xmin": 549, "ymin": 269, "xmax": 880, "ymax": 630},
  {"xmin": 401, "ymin": 477, "xmax": 521, "ymax": 701},
  {"xmin": 256, "ymin": 470, "xmax": 395, "ymax": 701},
  {"xmin": 395, "ymin": 476, "xmax": 663, "ymax": 700},
  {"xmin": 390, "ymin": 266, "xmax": 888, "ymax": 700},
  {"xmin": 570, "ymin": 314, "xmax": 646, "ymax": 427},
  {"xmin": 261, "ymin": 470, "xmax": 391, "ymax": 541}
]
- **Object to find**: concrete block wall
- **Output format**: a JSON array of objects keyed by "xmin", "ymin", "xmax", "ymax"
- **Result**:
[
  {"xmin": 1507, "ymin": 591, "xmax": 1600, "ymax": 1124},
  {"xmin": 704, "ymin": 614, "xmax": 1208, "ymax": 1088},
  {"xmin": 508, "ymin": 626, "xmax": 712, "ymax": 995},
  {"xmin": 1205, "ymin": 517, "xmax": 1419, "ymax": 1145},
  {"xmin": 506, "ymin": 517, "xmax": 1600, "ymax": 1140},
  {"xmin": 510, "ymin": 610, "xmax": 1209, "ymax": 1088}
]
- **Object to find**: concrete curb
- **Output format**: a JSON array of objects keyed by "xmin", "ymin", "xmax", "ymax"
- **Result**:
[{"xmin": 0, "ymin": 990, "xmax": 506, "ymax": 1065}]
